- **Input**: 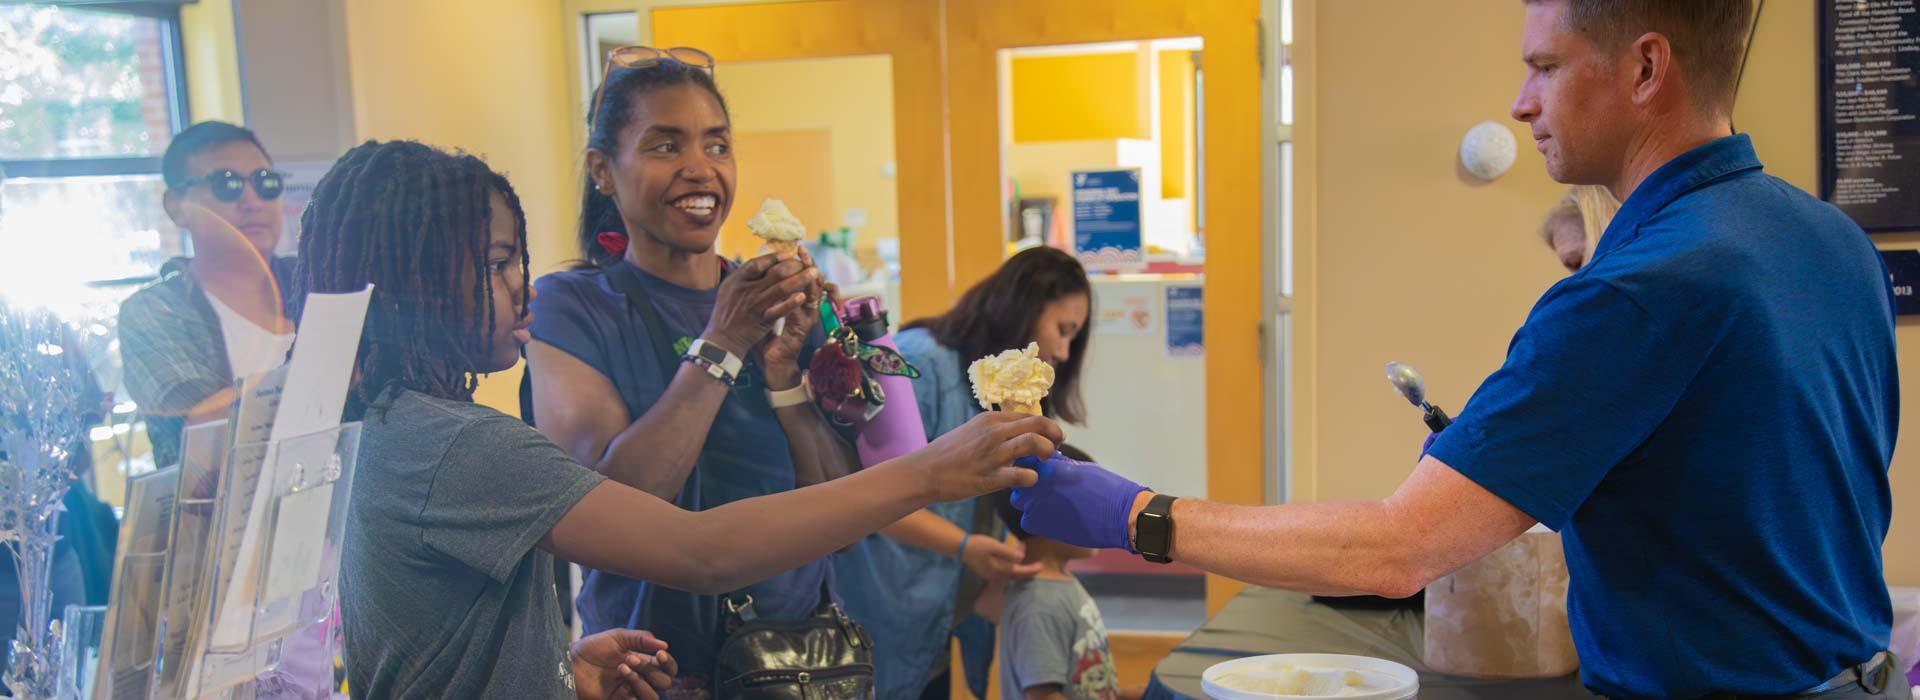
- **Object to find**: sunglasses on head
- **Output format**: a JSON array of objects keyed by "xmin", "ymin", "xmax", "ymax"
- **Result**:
[
  {"xmin": 589, "ymin": 46, "xmax": 716, "ymax": 125},
  {"xmin": 175, "ymin": 168, "xmax": 286, "ymax": 202}
]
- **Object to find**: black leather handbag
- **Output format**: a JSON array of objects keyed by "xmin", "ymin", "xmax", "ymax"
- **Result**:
[{"xmin": 713, "ymin": 585, "xmax": 874, "ymax": 699}]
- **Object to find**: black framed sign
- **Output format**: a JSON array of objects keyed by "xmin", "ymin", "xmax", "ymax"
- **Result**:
[
  {"xmin": 1819, "ymin": 0, "xmax": 1920, "ymax": 233},
  {"xmin": 1881, "ymin": 250, "xmax": 1920, "ymax": 315}
]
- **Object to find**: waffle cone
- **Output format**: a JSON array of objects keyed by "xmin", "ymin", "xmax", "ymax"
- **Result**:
[
  {"xmin": 761, "ymin": 239, "xmax": 801, "ymax": 258},
  {"xmin": 1002, "ymin": 400, "xmax": 1044, "ymax": 416}
]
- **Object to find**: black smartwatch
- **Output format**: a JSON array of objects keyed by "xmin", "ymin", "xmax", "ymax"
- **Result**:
[{"xmin": 1133, "ymin": 493, "xmax": 1177, "ymax": 564}]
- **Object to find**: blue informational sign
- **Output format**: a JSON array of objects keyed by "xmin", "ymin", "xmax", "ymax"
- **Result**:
[
  {"xmin": 1071, "ymin": 168, "xmax": 1146, "ymax": 272},
  {"xmin": 1166, "ymin": 285, "xmax": 1204, "ymax": 357},
  {"xmin": 1881, "ymin": 249, "xmax": 1920, "ymax": 316}
]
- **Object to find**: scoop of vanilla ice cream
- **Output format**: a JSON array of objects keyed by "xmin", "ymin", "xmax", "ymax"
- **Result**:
[
  {"xmin": 746, "ymin": 198, "xmax": 807, "ymax": 241},
  {"xmin": 968, "ymin": 342, "xmax": 1055, "ymax": 410}
]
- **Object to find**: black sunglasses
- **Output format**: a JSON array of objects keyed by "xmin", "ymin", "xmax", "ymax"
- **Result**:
[{"xmin": 174, "ymin": 168, "xmax": 286, "ymax": 202}]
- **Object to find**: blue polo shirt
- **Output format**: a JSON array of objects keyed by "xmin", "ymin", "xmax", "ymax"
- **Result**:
[{"xmin": 1426, "ymin": 135, "xmax": 1897, "ymax": 699}]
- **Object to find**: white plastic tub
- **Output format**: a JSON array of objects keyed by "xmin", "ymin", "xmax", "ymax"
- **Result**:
[{"xmin": 1202, "ymin": 653, "xmax": 1420, "ymax": 700}]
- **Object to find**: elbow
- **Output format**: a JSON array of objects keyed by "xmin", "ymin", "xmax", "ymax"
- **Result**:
[
  {"xmin": 1362, "ymin": 568, "xmax": 1431, "ymax": 601},
  {"xmin": 687, "ymin": 566, "xmax": 753, "ymax": 596},
  {"xmin": 1358, "ymin": 539, "xmax": 1441, "ymax": 600},
  {"xmin": 644, "ymin": 512, "xmax": 737, "ymax": 595},
  {"xmin": 679, "ymin": 546, "xmax": 748, "ymax": 595},
  {"xmin": 685, "ymin": 571, "xmax": 732, "ymax": 596},
  {"xmin": 650, "ymin": 568, "xmax": 730, "ymax": 596}
]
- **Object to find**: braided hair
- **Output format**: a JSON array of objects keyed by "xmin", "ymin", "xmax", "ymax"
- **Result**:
[
  {"xmin": 292, "ymin": 140, "xmax": 529, "ymax": 418},
  {"xmin": 577, "ymin": 58, "xmax": 730, "ymax": 267}
]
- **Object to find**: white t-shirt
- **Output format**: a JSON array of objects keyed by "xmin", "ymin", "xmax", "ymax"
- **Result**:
[{"xmin": 204, "ymin": 292, "xmax": 295, "ymax": 379}]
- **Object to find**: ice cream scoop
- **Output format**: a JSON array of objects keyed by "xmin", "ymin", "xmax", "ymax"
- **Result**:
[
  {"xmin": 1386, "ymin": 361, "xmax": 1452, "ymax": 432},
  {"xmin": 1386, "ymin": 362, "xmax": 1428, "ymax": 408},
  {"xmin": 970, "ymin": 343, "xmax": 1055, "ymax": 415},
  {"xmin": 747, "ymin": 199, "xmax": 807, "ymax": 335},
  {"xmin": 746, "ymin": 198, "xmax": 806, "ymax": 256}
]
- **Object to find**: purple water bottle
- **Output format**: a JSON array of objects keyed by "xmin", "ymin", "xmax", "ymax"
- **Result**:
[{"xmin": 841, "ymin": 296, "xmax": 929, "ymax": 466}]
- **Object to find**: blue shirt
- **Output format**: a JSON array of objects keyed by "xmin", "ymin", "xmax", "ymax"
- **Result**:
[
  {"xmin": 1427, "ymin": 135, "xmax": 1897, "ymax": 698},
  {"xmin": 832, "ymin": 327, "xmax": 983, "ymax": 698},
  {"xmin": 529, "ymin": 261, "xmax": 833, "ymax": 682}
]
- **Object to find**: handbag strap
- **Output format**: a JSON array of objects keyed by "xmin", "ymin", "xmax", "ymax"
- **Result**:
[
  {"xmin": 605, "ymin": 261, "xmax": 690, "ymax": 380},
  {"xmin": 607, "ymin": 261, "xmax": 779, "ymax": 616},
  {"xmin": 608, "ymin": 260, "xmax": 762, "ymax": 390}
]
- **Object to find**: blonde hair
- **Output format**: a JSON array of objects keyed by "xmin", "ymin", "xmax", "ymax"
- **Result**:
[
  {"xmin": 1572, "ymin": 185, "xmax": 1621, "ymax": 243},
  {"xmin": 1539, "ymin": 186, "xmax": 1621, "ymax": 269},
  {"xmin": 1540, "ymin": 193, "xmax": 1584, "ymax": 249}
]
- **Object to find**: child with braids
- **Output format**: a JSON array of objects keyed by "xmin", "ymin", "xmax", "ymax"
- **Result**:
[{"xmin": 296, "ymin": 140, "xmax": 1060, "ymax": 699}]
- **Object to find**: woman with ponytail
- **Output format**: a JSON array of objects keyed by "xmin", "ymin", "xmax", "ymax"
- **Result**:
[{"xmin": 525, "ymin": 50, "xmax": 856, "ymax": 694}]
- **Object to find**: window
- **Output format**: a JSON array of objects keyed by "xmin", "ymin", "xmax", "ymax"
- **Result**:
[
  {"xmin": 0, "ymin": 2, "xmax": 190, "ymax": 320},
  {"xmin": 580, "ymin": 12, "xmax": 639, "ymax": 116}
]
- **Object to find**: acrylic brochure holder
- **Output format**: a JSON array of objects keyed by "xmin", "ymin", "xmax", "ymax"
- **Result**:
[
  {"xmin": 150, "ymin": 422, "xmax": 360, "ymax": 700},
  {"xmin": 127, "ymin": 287, "xmax": 373, "ymax": 700},
  {"xmin": 91, "ymin": 462, "xmax": 182, "ymax": 700},
  {"xmin": 147, "ymin": 419, "xmax": 234, "ymax": 700},
  {"xmin": 193, "ymin": 423, "xmax": 357, "ymax": 699}
]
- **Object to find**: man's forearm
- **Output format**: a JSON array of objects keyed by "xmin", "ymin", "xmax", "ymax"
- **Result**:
[
  {"xmin": 1154, "ymin": 497, "xmax": 1431, "ymax": 598},
  {"xmin": 1131, "ymin": 457, "xmax": 1537, "ymax": 598}
]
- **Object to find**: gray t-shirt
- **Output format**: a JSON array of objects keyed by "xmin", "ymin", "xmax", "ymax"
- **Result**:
[
  {"xmin": 342, "ymin": 390, "xmax": 605, "ymax": 699},
  {"xmin": 997, "ymin": 577, "xmax": 1121, "ymax": 700}
]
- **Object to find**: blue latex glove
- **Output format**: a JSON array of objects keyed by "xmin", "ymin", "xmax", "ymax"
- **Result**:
[
  {"xmin": 1010, "ymin": 453, "xmax": 1149, "ymax": 552},
  {"xmin": 1419, "ymin": 431, "xmax": 1440, "ymax": 460}
]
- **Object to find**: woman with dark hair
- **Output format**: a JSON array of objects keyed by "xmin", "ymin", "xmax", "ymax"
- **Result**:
[
  {"xmin": 834, "ymin": 245, "xmax": 1094, "ymax": 699},
  {"xmin": 299, "ymin": 139, "xmax": 1060, "ymax": 699},
  {"xmin": 524, "ymin": 50, "xmax": 865, "ymax": 693},
  {"xmin": 120, "ymin": 121, "xmax": 296, "ymax": 470}
]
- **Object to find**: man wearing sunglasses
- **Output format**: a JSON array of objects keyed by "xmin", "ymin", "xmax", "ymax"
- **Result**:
[{"xmin": 120, "ymin": 121, "xmax": 299, "ymax": 472}]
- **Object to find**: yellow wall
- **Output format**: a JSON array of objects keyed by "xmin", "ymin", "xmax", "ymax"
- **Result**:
[
  {"xmin": 717, "ymin": 55, "xmax": 900, "ymax": 265},
  {"xmin": 947, "ymin": 0, "xmax": 1266, "ymax": 615},
  {"xmin": 341, "ymin": 0, "xmax": 578, "ymax": 415},
  {"xmin": 650, "ymin": 0, "xmax": 952, "ymax": 319},
  {"xmin": 1159, "ymin": 50, "xmax": 1195, "ymax": 200},
  {"xmin": 180, "ymin": 0, "xmax": 243, "ymax": 123},
  {"xmin": 1007, "ymin": 48, "xmax": 1196, "ymax": 229},
  {"xmin": 720, "ymin": 129, "xmax": 836, "ymax": 261},
  {"xmin": 1010, "ymin": 53, "xmax": 1146, "ymax": 143},
  {"xmin": 1292, "ymin": 0, "xmax": 1919, "ymax": 586}
]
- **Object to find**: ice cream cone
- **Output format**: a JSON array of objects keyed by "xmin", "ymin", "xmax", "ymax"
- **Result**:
[
  {"xmin": 1002, "ymin": 400, "xmax": 1044, "ymax": 416},
  {"xmin": 748, "ymin": 199, "xmax": 807, "ymax": 257},
  {"xmin": 761, "ymin": 239, "xmax": 801, "ymax": 258}
]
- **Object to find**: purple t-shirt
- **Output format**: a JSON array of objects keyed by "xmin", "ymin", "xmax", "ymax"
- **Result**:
[{"xmin": 529, "ymin": 260, "xmax": 832, "ymax": 683}]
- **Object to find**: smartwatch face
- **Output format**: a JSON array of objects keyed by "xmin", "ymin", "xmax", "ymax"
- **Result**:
[
  {"xmin": 689, "ymin": 340, "xmax": 761, "ymax": 391},
  {"xmin": 1138, "ymin": 497, "xmax": 1174, "ymax": 561}
]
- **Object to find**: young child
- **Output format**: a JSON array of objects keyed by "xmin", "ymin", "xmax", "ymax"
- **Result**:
[{"xmin": 991, "ymin": 445, "xmax": 1144, "ymax": 700}]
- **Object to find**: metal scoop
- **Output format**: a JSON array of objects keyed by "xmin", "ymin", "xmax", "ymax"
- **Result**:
[{"xmin": 1386, "ymin": 361, "xmax": 1452, "ymax": 432}]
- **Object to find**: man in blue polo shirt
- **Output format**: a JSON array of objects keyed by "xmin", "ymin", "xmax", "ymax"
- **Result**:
[{"xmin": 1004, "ymin": 1, "xmax": 1905, "ymax": 697}]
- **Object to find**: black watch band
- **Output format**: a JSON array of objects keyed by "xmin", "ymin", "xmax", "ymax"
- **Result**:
[{"xmin": 1133, "ymin": 493, "xmax": 1177, "ymax": 564}]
